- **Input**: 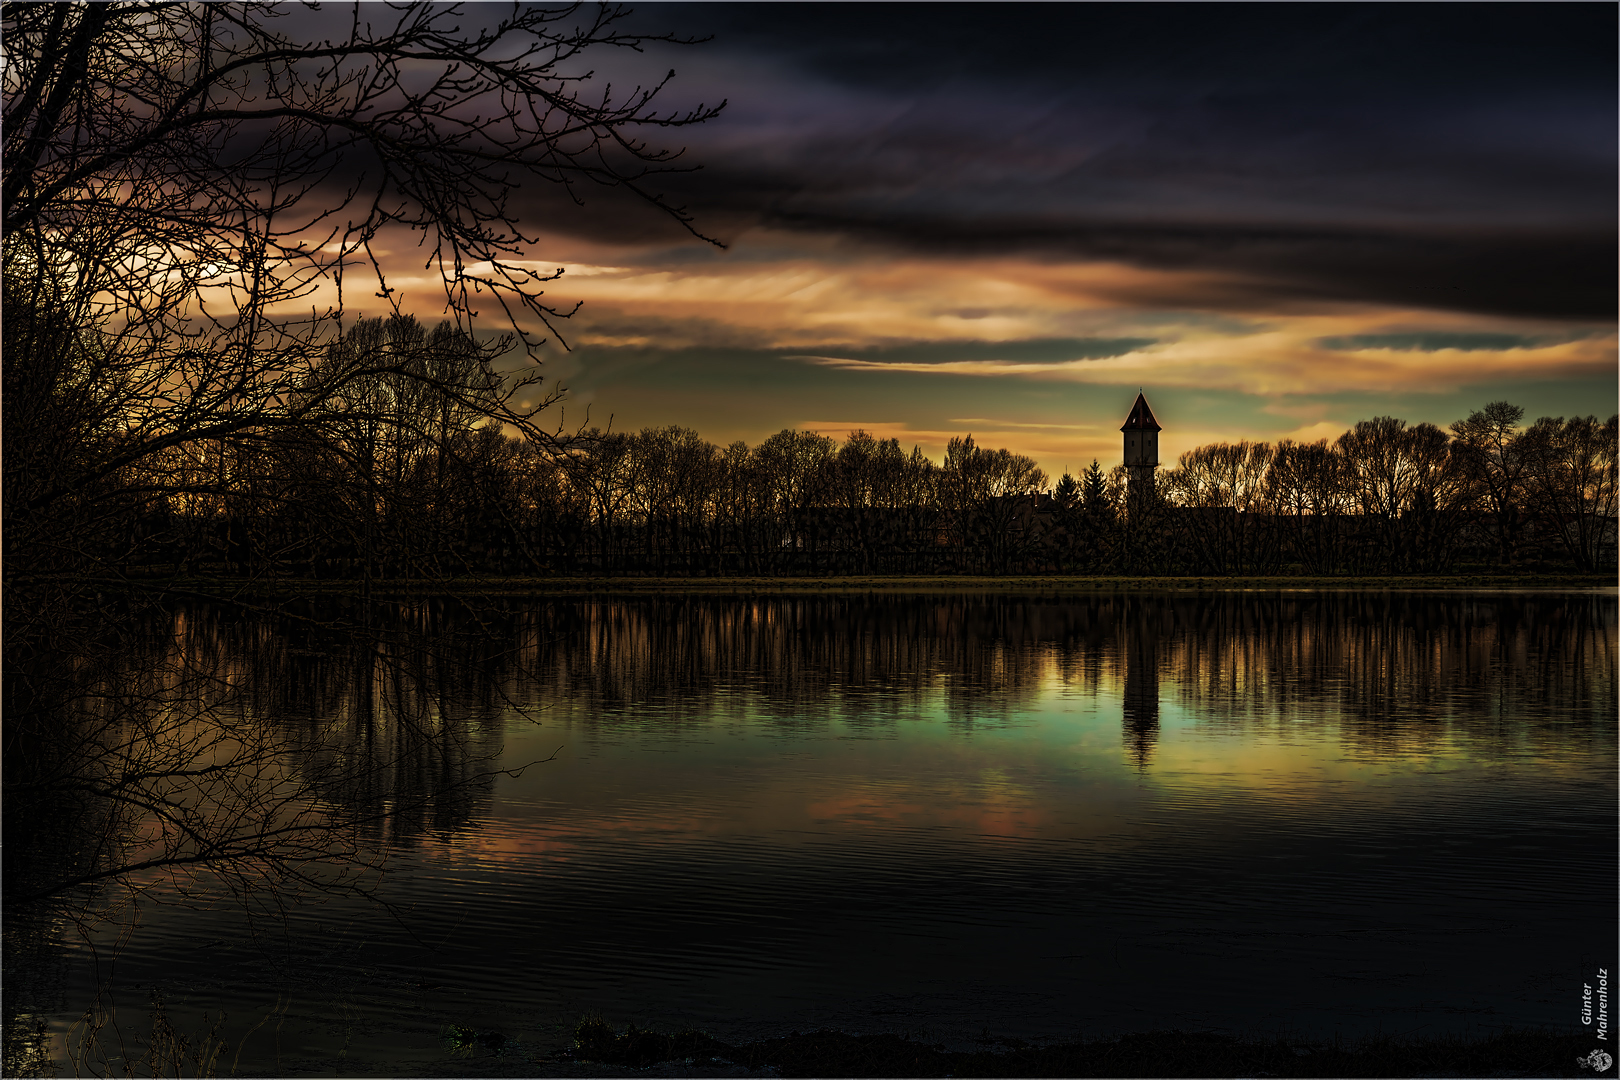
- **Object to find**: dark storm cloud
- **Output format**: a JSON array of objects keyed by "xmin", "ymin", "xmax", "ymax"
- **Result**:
[
  {"xmin": 659, "ymin": 4, "xmax": 1611, "ymax": 93},
  {"xmin": 589, "ymin": 3, "xmax": 1618, "ymax": 319},
  {"xmin": 743, "ymin": 214, "xmax": 1613, "ymax": 321},
  {"xmin": 1316, "ymin": 331, "xmax": 1593, "ymax": 353}
]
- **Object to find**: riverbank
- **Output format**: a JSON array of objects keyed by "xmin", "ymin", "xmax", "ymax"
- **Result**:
[
  {"xmin": 64, "ymin": 571, "xmax": 1620, "ymax": 599},
  {"xmin": 425, "ymin": 1019, "xmax": 1599, "ymax": 1078}
]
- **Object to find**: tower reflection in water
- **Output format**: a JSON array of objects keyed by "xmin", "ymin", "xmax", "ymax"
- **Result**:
[{"xmin": 1120, "ymin": 598, "xmax": 1161, "ymax": 768}]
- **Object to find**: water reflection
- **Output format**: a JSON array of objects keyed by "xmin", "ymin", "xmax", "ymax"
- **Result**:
[
  {"xmin": 160, "ymin": 599, "xmax": 531, "ymax": 847},
  {"xmin": 4, "ymin": 595, "xmax": 550, "ymax": 1075},
  {"xmin": 3, "ymin": 597, "xmax": 528, "ymax": 945},
  {"xmin": 1120, "ymin": 596, "xmax": 1162, "ymax": 767},
  {"xmin": 500, "ymin": 590, "xmax": 1613, "ymax": 763},
  {"xmin": 6, "ymin": 588, "xmax": 1614, "ymax": 1076},
  {"xmin": 13, "ymin": 589, "xmax": 1608, "ymax": 897}
]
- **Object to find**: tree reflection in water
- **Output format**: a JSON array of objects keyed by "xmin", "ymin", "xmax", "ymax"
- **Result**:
[
  {"xmin": 9, "ymin": 590, "xmax": 1610, "ymax": 908},
  {"xmin": 504, "ymin": 590, "xmax": 1611, "ymax": 765},
  {"xmin": 2, "ymin": 593, "xmax": 540, "ymax": 1073},
  {"xmin": 2, "ymin": 588, "xmax": 1612, "ymax": 1074}
]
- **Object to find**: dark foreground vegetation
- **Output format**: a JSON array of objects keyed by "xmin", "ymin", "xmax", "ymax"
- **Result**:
[{"xmin": 546, "ymin": 1017, "xmax": 1598, "ymax": 1078}]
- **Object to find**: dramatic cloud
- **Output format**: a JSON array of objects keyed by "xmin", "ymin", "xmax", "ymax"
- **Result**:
[
  {"xmin": 793, "ymin": 338, "xmax": 1156, "ymax": 373},
  {"xmin": 1315, "ymin": 332, "xmax": 1594, "ymax": 353},
  {"xmin": 603, "ymin": 3, "xmax": 1618, "ymax": 321},
  {"xmin": 317, "ymin": 3, "xmax": 1614, "ymax": 478}
]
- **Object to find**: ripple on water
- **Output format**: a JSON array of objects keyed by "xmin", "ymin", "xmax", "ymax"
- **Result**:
[{"xmin": 41, "ymin": 591, "xmax": 1618, "ymax": 1073}]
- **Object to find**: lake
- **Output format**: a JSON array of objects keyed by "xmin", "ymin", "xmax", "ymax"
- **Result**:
[{"xmin": 9, "ymin": 588, "xmax": 1616, "ymax": 1076}]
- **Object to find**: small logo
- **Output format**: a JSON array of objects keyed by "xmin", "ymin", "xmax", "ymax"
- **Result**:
[{"xmin": 1578, "ymin": 1049, "xmax": 1613, "ymax": 1072}]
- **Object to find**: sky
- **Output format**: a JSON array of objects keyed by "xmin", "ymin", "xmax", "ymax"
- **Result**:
[{"xmin": 368, "ymin": 3, "xmax": 1617, "ymax": 478}]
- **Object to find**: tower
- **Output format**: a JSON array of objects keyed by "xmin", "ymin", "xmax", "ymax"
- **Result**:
[{"xmin": 1120, "ymin": 390, "xmax": 1161, "ymax": 505}]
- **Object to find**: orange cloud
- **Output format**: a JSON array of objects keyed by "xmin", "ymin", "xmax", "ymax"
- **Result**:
[{"xmin": 340, "ymin": 225, "xmax": 1613, "ymax": 410}]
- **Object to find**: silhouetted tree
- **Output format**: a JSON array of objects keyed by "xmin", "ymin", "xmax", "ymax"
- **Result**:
[
  {"xmin": 1078, "ymin": 460, "xmax": 1116, "ymax": 573},
  {"xmin": 4, "ymin": 1, "xmax": 723, "ymax": 587},
  {"xmin": 1450, "ymin": 402, "xmax": 1529, "ymax": 568},
  {"xmin": 1333, "ymin": 417, "xmax": 1474, "ymax": 572},
  {"xmin": 756, "ymin": 430, "xmax": 837, "ymax": 573},
  {"xmin": 1519, "ymin": 414, "xmax": 1619, "ymax": 572},
  {"xmin": 1161, "ymin": 441, "xmax": 1277, "ymax": 574},
  {"xmin": 2, "ymin": 0, "xmax": 723, "ymax": 947},
  {"xmin": 1266, "ymin": 439, "xmax": 1347, "ymax": 574},
  {"xmin": 939, "ymin": 436, "xmax": 1047, "ymax": 573},
  {"xmin": 1051, "ymin": 472, "xmax": 1081, "ymax": 571}
]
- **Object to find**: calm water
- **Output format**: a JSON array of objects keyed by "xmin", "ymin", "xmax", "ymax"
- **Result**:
[{"xmin": 14, "ymin": 589, "xmax": 1618, "ymax": 1075}]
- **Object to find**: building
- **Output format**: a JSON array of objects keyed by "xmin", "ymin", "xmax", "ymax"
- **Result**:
[{"xmin": 1121, "ymin": 391, "xmax": 1161, "ymax": 506}]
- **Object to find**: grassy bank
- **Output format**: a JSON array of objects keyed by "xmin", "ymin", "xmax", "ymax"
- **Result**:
[
  {"xmin": 538, "ymin": 1018, "xmax": 1599, "ymax": 1078},
  {"xmin": 81, "ymin": 571, "xmax": 1618, "ymax": 599}
]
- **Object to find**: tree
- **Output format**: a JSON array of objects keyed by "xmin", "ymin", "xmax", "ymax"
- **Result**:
[
  {"xmin": 713, "ymin": 440, "xmax": 771, "ymax": 575},
  {"xmin": 1051, "ymin": 472, "xmax": 1081, "ymax": 571},
  {"xmin": 1160, "ymin": 441, "xmax": 1275, "ymax": 574},
  {"xmin": 2, "ymin": 0, "xmax": 721, "ymax": 937},
  {"xmin": 1053, "ymin": 472, "xmax": 1079, "ymax": 510},
  {"xmin": 1073, "ymin": 459, "xmax": 1116, "ymax": 573},
  {"xmin": 566, "ymin": 429, "xmax": 635, "ymax": 572},
  {"xmin": 627, "ymin": 426, "xmax": 720, "ymax": 574},
  {"xmin": 1400, "ymin": 422, "xmax": 1476, "ymax": 572},
  {"xmin": 1520, "ymin": 415, "xmax": 1619, "ymax": 572},
  {"xmin": 939, "ymin": 436, "xmax": 1047, "ymax": 573},
  {"xmin": 1336, "ymin": 417, "xmax": 1418, "ymax": 571},
  {"xmin": 1329, "ymin": 417, "xmax": 1482, "ymax": 572},
  {"xmin": 3, "ymin": 2, "xmax": 722, "ymax": 339},
  {"xmin": 1266, "ymin": 439, "xmax": 1346, "ymax": 574},
  {"xmin": 3, "ymin": 1, "xmax": 723, "ymax": 583},
  {"xmin": 831, "ymin": 432, "xmax": 881, "ymax": 574},
  {"xmin": 755, "ymin": 430, "xmax": 836, "ymax": 573},
  {"xmin": 1450, "ymin": 402, "xmax": 1528, "ymax": 567}
]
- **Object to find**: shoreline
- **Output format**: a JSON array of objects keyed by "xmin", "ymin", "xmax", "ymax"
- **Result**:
[
  {"xmin": 36, "ymin": 572, "xmax": 1620, "ymax": 598},
  {"xmin": 423, "ymin": 1020, "xmax": 1599, "ymax": 1078}
]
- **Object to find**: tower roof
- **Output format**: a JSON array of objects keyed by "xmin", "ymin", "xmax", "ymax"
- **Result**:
[{"xmin": 1120, "ymin": 392, "xmax": 1161, "ymax": 432}]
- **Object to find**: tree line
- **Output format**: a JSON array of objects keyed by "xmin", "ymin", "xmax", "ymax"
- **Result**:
[
  {"xmin": 20, "ymin": 308, "xmax": 1611, "ymax": 582},
  {"xmin": 12, "ymin": 306, "xmax": 1055, "ymax": 580},
  {"xmin": 1132, "ymin": 404, "xmax": 1616, "ymax": 576}
]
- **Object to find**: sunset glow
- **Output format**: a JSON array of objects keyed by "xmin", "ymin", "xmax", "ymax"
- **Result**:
[{"xmin": 330, "ymin": 5, "xmax": 1615, "ymax": 473}]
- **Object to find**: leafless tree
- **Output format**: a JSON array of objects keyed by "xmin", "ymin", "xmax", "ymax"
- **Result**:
[
  {"xmin": 1450, "ymin": 402, "xmax": 1529, "ymax": 567},
  {"xmin": 1, "ymin": 0, "xmax": 724, "ymax": 1000},
  {"xmin": 1160, "ymin": 440, "xmax": 1277, "ymax": 574},
  {"xmin": 1334, "ymin": 417, "xmax": 1474, "ymax": 571},
  {"xmin": 1266, "ymin": 439, "xmax": 1347, "ymax": 574},
  {"xmin": 3, "ymin": 1, "xmax": 724, "ymax": 583},
  {"xmin": 1519, "ymin": 414, "xmax": 1619, "ymax": 572},
  {"xmin": 755, "ymin": 429, "xmax": 837, "ymax": 573},
  {"xmin": 940, "ymin": 435, "xmax": 1047, "ymax": 573}
]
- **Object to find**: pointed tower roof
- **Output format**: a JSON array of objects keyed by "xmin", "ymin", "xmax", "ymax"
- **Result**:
[{"xmin": 1120, "ymin": 391, "xmax": 1161, "ymax": 432}]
